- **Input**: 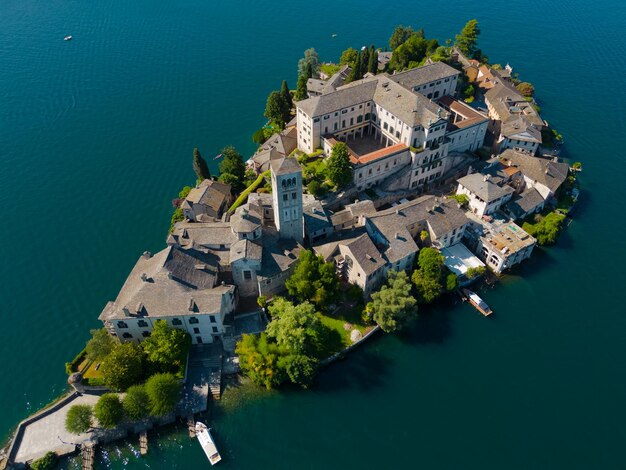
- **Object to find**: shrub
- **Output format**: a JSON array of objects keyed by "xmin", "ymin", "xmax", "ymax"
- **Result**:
[
  {"xmin": 30, "ymin": 451, "xmax": 58, "ymax": 470},
  {"xmin": 65, "ymin": 348, "xmax": 87, "ymax": 375},
  {"xmin": 100, "ymin": 342, "xmax": 145, "ymax": 391},
  {"xmin": 523, "ymin": 212, "xmax": 565, "ymax": 246},
  {"xmin": 466, "ymin": 266, "xmax": 486, "ymax": 279},
  {"xmin": 94, "ymin": 393, "xmax": 124, "ymax": 429},
  {"xmin": 307, "ymin": 180, "xmax": 323, "ymax": 197}
]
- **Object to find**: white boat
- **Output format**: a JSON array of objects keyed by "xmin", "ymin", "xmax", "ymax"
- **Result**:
[
  {"xmin": 64, "ymin": 35, "xmax": 72, "ymax": 41},
  {"xmin": 462, "ymin": 289, "xmax": 493, "ymax": 316},
  {"xmin": 195, "ymin": 422, "xmax": 222, "ymax": 465}
]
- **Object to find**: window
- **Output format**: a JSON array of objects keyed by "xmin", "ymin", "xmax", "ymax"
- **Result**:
[
  {"xmin": 172, "ymin": 318, "xmax": 182, "ymax": 326},
  {"xmin": 351, "ymin": 107, "xmax": 354, "ymax": 111},
  {"xmin": 313, "ymin": 118, "xmax": 320, "ymax": 123},
  {"xmin": 395, "ymin": 131, "xmax": 400, "ymax": 138},
  {"xmin": 193, "ymin": 327, "xmax": 200, "ymax": 334},
  {"xmin": 365, "ymin": 113, "xmax": 370, "ymax": 120},
  {"xmin": 212, "ymin": 326, "xmax": 219, "ymax": 333},
  {"xmin": 342, "ymin": 120, "xmax": 346, "ymax": 128},
  {"xmin": 334, "ymin": 122, "xmax": 338, "ymax": 131},
  {"xmin": 283, "ymin": 194, "xmax": 288, "ymax": 201},
  {"xmin": 210, "ymin": 315, "xmax": 216, "ymax": 324},
  {"xmin": 390, "ymin": 126, "xmax": 394, "ymax": 134},
  {"xmin": 350, "ymin": 117, "xmax": 354, "ymax": 126},
  {"xmin": 324, "ymin": 115, "xmax": 329, "ymax": 120},
  {"xmin": 357, "ymin": 115, "xmax": 363, "ymax": 123},
  {"xmin": 292, "ymin": 192, "xmax": 297, "ymax": 199},
  {"xmin": 334, "ymin": 112, "xmax": 338, "ymax": 116},
  {"xmin": 341, "ymin": 109, "xmax": 347, "ymax": 114},
  {"xmin": 243, "ymin": 270, "xmax": 252, "ymax": 280},
  {"xmin": 384, "ymin": 122, "xmax": 388, "ymax": 130},
  {"xmin": 138, "ymin": 320, "xmax": 148, "ymax": 327},
  {"xmin": 189, "ymin": 317, "xmax": 199, "ymax": 324},
  {"xmin": 117, "ymin": 321, "xmax": 128, "ymax": 329},
  {"xmin": 359, "ymin": 104, "xmax": 362, "ymax": 109},
  {"xmin": 142, "ymin": 331, "xmax": 151, "ymax": 338},
  {"xmin": 122, "ymin": 333, "xmax": 133, "ymax": 339}
]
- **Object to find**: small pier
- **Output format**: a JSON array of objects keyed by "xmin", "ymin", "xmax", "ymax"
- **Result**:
[
  {"xmin": 187, "ymin": 415, "xmax": 196, "ymax": 438},
  {"xmin": 81, "ymin": 441, "xmax": 96, "ymax": 470},
  {"xmin": 139, "ymin": 431, "xmax": 148, "ymax": 455}
]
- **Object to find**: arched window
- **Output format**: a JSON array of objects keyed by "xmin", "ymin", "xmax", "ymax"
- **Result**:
[
  {"xmin": 292, "ymin": 177, "xmax": 296, "ymax": 186},
  {"xmin": 282, "ymin": 180, "xmax": 286, "ymax": 188}
]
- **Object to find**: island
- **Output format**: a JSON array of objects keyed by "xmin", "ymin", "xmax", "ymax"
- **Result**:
[{"xmin": 2, "ymin": 19, "xmax": 580, "ymax": 469}]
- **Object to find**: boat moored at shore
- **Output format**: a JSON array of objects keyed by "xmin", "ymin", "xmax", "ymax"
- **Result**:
[{"xmin": 195, "ymin": 422, "xmax": 222, "ymax": 465}]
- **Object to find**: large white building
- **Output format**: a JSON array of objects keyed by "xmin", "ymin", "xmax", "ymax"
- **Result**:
[{"xmin": 295, "ymin": 62, "xmax": 489, "ymax": 192}]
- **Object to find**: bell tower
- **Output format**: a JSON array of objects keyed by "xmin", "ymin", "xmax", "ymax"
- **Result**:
[{"xmin": 270, "ymin": 157, "xmax": 304, "ymax": 243}]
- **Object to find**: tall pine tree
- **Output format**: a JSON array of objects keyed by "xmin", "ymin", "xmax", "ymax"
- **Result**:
[
  {"xmin": 280, "ymin": 80, "xmax": 293, "ymax": 109},
  {"xmin": 368, "ymin": 45, "xmax": 378, "ymax": 74},
  {"xmin": 193, "ymin": 148, "xmax": 211, "ymax": 181}
]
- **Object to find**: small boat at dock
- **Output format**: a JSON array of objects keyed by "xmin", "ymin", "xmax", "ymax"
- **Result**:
[
  {"xmin": 64, "ymin": 35, "xmax": 73, "ymax": 41},
  {"xmin": 195, "ymin": 422, "xmax": 222, "ymax": 465},
  {"xmin": 462, "ymin": 289, "xmax": 493, "ymax": 316}
]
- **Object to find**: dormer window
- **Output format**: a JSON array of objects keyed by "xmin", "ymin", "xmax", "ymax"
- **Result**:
[{"xmin": 172, "ymin": 318, "xmax": 182, "ymax": 326}]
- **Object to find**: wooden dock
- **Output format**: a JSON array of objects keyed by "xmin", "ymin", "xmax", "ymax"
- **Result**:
[
  {"xmin": 139, "ymin": 431, "xmax": 148, "ymax": 455},
  {"xmin": 187, "ymin": 415, "xmax": 196, "ymax": 438},
  {"xmin": 81, "ymin": 441, "xmax": 96, "ymax": 470}
]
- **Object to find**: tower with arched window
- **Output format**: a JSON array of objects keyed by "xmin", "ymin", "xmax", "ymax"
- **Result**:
[{"xmin": 270, "ymin": 157, "xmax": 304, "ymax": 243}]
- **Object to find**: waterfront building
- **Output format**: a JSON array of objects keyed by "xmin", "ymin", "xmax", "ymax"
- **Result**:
[
  {"xmin": 181, "ymin": 179, "xmax": 232, "ymax": 222},
  {"xmin": 271, "ymin": 157, "xmax": 304, "ymax": 243},
  {"xmin": 456, "ymin": 173, "xmax": 515, "ymax": 217}
]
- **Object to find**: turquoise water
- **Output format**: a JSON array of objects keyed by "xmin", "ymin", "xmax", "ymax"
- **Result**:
[{"xmin": 1, "ymin": 0, "xmax": 625, "ymax": 467}]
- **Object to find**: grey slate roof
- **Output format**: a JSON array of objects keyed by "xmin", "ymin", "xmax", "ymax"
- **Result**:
[
  {"xmin": 485, "ymin": 83, "xmax": 544, "ymax": 127},
  {"xmin": 373, "ymin": 78, "xmax": 445, "ymax": 127},
  {"xmin": 296, "ymin": 77, "xmax": 378, "ymax": 118},
  {"xmin": 258, "ymin": 238, "xmax": 303, "ymax": 279},
  {"xmin": 302, "ymin": 195, "xmax": 332, "ymax": 235},
  {"xmin": 170, "ymin": 222, "xmax": 237, "ymax": 248},
  {"xmin": 457, "ymin": 173, "xmax": 515, "ymax": 203},
  {"xmin": 505, "ymin": 188, "xmax": 544, "ymax": 219},
  {"xmin": 98, "ymin": 246, "xmax": 233, "ymax": 321},
  {"xmin": 501, "ymin": 116, "xmax": 542, "ymax": 142},
  {"xmin": 230, "ymin": 239, "xmax": 263, "ymax": 263},
  {"xmin": 496, "ymin": 150, "xmax": 569, "ymax": 193},
  {"xmin": 230, "ymin": 206, "xmax": 262, "ymax": 234},
  {"xmin": 341, "ymin": 233, "xmax": 385, "ymax": 276},
  {"xmin": 270, "ymin": 157, "xmax": 302, "ymax": 176},
  {"xmin": 389, "ymin": 61, "xmax": 460, "ymax": 90}
]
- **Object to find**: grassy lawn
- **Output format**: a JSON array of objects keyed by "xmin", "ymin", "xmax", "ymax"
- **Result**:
[
  {"xmin": 82, "ymin": 360, "xmax": 103, "ymax": 381},
  {"xmin": 227, "ymin": 170, "xmax": 270, "ymax": 213},
  {"xmin": 320, "ymin": 63, "xmax": 341, "ymax": 77},
  {"xmin": 317, "ymin": 304, "xmax": 369, "ymax": 357}
]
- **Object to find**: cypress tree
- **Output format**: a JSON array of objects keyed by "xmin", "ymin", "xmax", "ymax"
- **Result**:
[
  {"xmin": 295, "ymin": 73, "xmax": 308, "ymax": 101},
  {"xmin": 193, "ymin": 148, "xmax": 211, "ymax": 181},
  {"xmin": 361, "ymin": 47, "xmax": 369, "ymax": 76},
  {"xmin": 281, "ymin": 80, "xmax": 293, "ymax": 109},
  {"xmin": 368, "ymin": 45, "xmax": 378, "ymax": 74}
]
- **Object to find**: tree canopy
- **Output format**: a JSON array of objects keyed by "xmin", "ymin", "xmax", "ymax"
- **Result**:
[
  {"xmin": 266, "ymin": 298, "xmax": 326, "ymax": 357},
  {"xmin": 193, "ymin": 148, "xmax": 211, "ymax": 181},
  {"xmin": 340, "ymin": 47, "xmax": 359, "ymax": 67},
  {"xmin": 100, "ymin": 342, "xmax": 145, "ymax": 391},
  {"xmin": 523, "ymin": 212, "xmax": 565, "ymax": 245},
  {"xmin": 142, "ymin": 319, "xmax": 191, "ymax": 374},
  {"xmin": 94, "ymin": 393, "xmax": 124, "ymax": 429},
  {"xmin": 326, "ymin": 142, "xmax": 353, "ymax": 188},
  {"xmin": 86, "ymin": 328, "xmax": 115, "ymax": 362},
  {"xmin": 369, "ymin": 270, "xmax": 418, "ymax": 333},
  {"xmin": 455, "ymin": 19, "xmax": 481, "ymax": 58},
  {"xmin": 389, "ymin": 34, "xmax": 439, "ymax": 71},
  {"xmin": 30, "ymin": 452, "xmax": 58, "ymax": 470},
  {"xmin": 516, "ymin": 82, "xmax": 535, "ymax": 97},
  {"xmin": 236, "ymin": 333, "xmax": 288, "ymax": 390},
  {"xmin": 389, "ymin": 25, "xmax": 415, "ymax": 51},
  {"xmin": 65, "ymin": 404, "xmax": 93, "ymax": 434},
  {"xmin": 218, "ymin": 146, "xmax": 246, "ymax": 193},
  {"xmin": 367, "ymin": 45, "xmax": 378, "ymax": 74},
  {"xmin": 285, "ymin": 249, "xmax": 340, "ymax": 307},
  {"xmin": 411, "ymin": 247, "xmax": 446, "ymax": 303},
  {"xmin": 123, "ymin": 384, "xmax": 150, "ymax": 420},
  {"xmin": 145, "ymin": 373, "xmax": 181, "ymax": 416},
  {"xmin": 297, "ymin": 48, "xmax": 320, "ymax": 77},
  {"xmin": 264, "ymin": 90, "xmax": 291, "ymax": 130}
]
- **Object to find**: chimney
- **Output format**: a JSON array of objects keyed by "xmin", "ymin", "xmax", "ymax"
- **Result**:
[
  {"xmin": 140, "ymin": 273, "xmax": 148, "ymax": 282},
  {"xmin": 142, "ymin": 251, "xmax": 151, "ymax": 259},
  {"xmin": 483, "ymin": 175, "xmax": 490, "ymax": 182},
  {"xmin": 122, "ymin": 306, "xmax": 131, "ymax": 317},
  {"xmin": 188, "ymin": 299, "xmax": 196, "ymax": 311}
]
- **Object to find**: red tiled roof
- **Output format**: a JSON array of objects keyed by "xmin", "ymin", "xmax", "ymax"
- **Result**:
[{"xmin": 349, "ymin": 143, "xmax": 408, "ymax": 165}]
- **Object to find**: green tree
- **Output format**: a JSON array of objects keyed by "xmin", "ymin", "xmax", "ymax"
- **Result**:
[
  {"xmin": 367, "ymin": 45, "xmax": 378, "ymax": 74},
  {"xmin": 236, "ymin": 333, "xmax": 287, "ymax": 390},
  {"xmin": 307, "ymin": 180, "xmax": 323, "ymax": 197},
  {"xmin": 446, "ymin": 272, "xmax": 459, "ymax": 291},
  {"xmin": 30, "ymin": 452, "xmax": 58, "ymax": 470},
  {"xmin": 281, "ymin": 79, "xmax": 293, "ymax": 109},
  {"xmin": 193, "ymin": 148, "xmax": 211, "ymax": 182},
  {"xmin": 264, "ymin": 91, "xmax": 291, "ymax": 130},
  {"xmin": 141, "ymin": 319, "xmax": 191, "ymax": 374},
  {"xmin": 252, "ymin": 128, "xmax": 268, "ymax": 145},
  {"xmin": 516, "ymin": 82, "xmax": 535, "ymax": 97},
  {"xmin": 86, "ymin": 328, "xmax": 115, "ymax": 362},
  {"xmin": 266, "ymin": 299, "xmax": 326, "ymax": 357},
  {"xmin": 100, "ymin": 342, "xmax": 145, "ymax": 391},
  {"xmin": 326, "ymin": 142, "xmax": 353, "ymax": 188},
  {"xmin": 145, "ymin": 373, "xmax": 181, "ymax": 416},
  {"xmin": 65, "ymin": 404, "xmax": 93, "ymax": 434},
  {"xmin": 369, "ymin": 271, "xmax": 418, "ymax": 333},
  {"xmin": 455, "ymin": 19, "xmax": 481, "ymax": 57},
  {"xmin": 417, "ymin": 247, "xmax": 444, "ymax": 278},
  {"xmin": 297, "ymin": 48, "xmax": 320, "ymax": 77},
  {"xmin": 123, "ymin": 384, "xmax": 150, "ymax": 420},
  {"xmin": 94, "ymin": 393, "xmax": 124, "ymax": 429},
  {"xmin": 295, "ymin": 72, "xmax": 308, "ymax": 101},
  {"xmin": 346, "ymin": 52, "xmax": 363, "ymax": 83},
  {"xmin": 389, "ymin": 25, "xmax": 414, "ymax": 50},
  {"xmin": 339, "ymin": 47, "xmax": 359, "ymax": 67},
  {"xmin": 523, "ymin": 212, "xmax": 565, "ymax": 245},
  {"xmin": 465, "ymin": 266, "xmax": 486, "ymax": 279},
  {"xmin": 218, "ymin": 146, "xmax": 246, "ymax": 193},
  {"xmin": 285, "ymin": 250, "xmax": 340, "ymax": 306},
  {"xmin": 278, "ymin": 354, "xmax": 317, "ymax": 388},
  {"xmin": 389, "ymin": 34, "xmax": 431, "ymax": 71},
  {"xmin": 360, "ymin": 47, "xmax": 370, "ymax": 76},
  {"xmin": 412, "ymin": 269, "xmax": 442, "ymax": 304}
]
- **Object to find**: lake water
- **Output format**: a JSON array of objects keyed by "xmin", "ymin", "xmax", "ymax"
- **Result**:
[{"xmin": 1, "ymin": 0, "xmax": 625, "ymax": 468}]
